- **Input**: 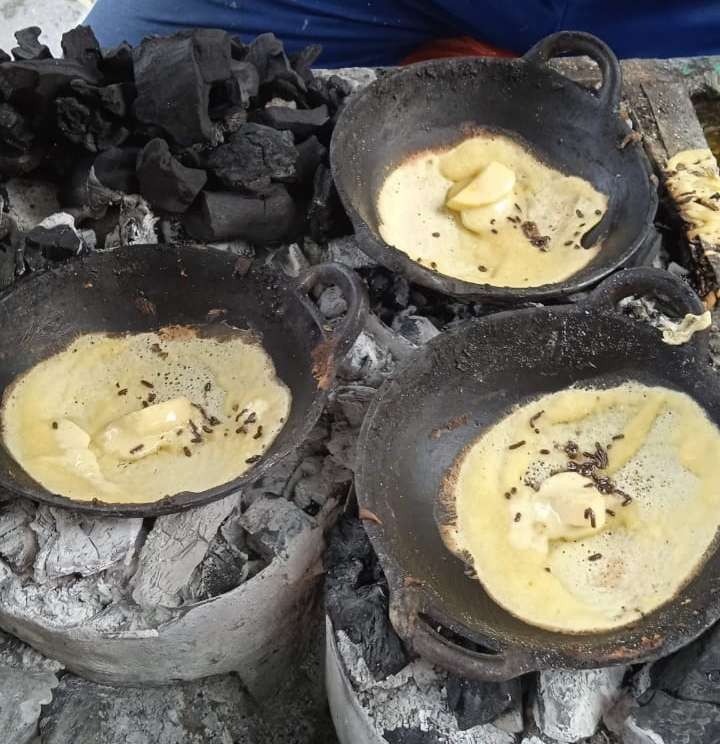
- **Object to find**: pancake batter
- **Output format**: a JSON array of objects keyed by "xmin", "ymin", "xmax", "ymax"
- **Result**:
[
  {"xmin": 377, "ymin": 131, "xmax": 608, "ymax": 287},
  {"xmin": 1, "ymin": 328, "xmax": 291, "ymax": 504},
  {"xmin": 441, "ymin": 382, "xmax": 720, "ymax": 632}
]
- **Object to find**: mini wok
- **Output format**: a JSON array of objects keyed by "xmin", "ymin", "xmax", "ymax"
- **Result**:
[
  {"xmin": 356, "ymin": 268, "xmax": 720, "ymax": 679},
  {"xmin": 331, "ymin": 31, "xmax": 658, "ymax": 304},
  {"xmin": 0, "ymin": 244, "xmax": 367, "ymax": 517}
]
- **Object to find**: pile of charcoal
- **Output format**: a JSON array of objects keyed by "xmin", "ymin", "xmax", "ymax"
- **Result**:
[{"xmin": 0, "ymin": 25, "xmax": 352, "ymax": 285}]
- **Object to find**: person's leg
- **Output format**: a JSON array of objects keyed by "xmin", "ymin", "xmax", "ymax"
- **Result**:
[{"xmin": 84, "ymin": 0, "xmax": 451, "ymax": 67}]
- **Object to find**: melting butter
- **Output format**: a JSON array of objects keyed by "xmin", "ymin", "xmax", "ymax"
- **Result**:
[
  {"xmin": 1, "ymin": 329, "xmax": 292, "ymax": 504},
  {"xmin": 659, "ymin": 311, "xmax": 712, "ymax": 346},
  {"xmin": 377, "ymin": 131, "xmax": 608, "ymax": 287},
  {"xmin": 442, "ymin": 383, "xmax": 720, "ymax": 633}
]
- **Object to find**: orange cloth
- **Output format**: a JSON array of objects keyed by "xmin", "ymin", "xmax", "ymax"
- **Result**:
[{"xmin": 401, "ymin": 36, "xmax": 516, "ymax": 64}]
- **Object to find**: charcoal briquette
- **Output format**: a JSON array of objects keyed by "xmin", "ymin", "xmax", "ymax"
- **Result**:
[
  {"xmin": 136, "ymin": 137, "xmax": 207, "ymax": 213},
  {"xmin": 183, "ymin": 185, "xmax": 298, "ymax": 243},
  {"xmin": 294, "ymin": 135, "xmax": 327, "ymax": 186},
  {"xmin": 0, "ymin": 103, "xmax": 34, "ymax": 151},
  {"xmin": 252, "ymin": 104, "xmax": 329, "ymax": 140},
  {"xmin": 60, "ymin": 25, "xmax": 101, "ymax": 72},
  {"xmin": 25, "ymin": 224, "xmax": 83, "ymax": 262},
  {"xmin": 12, "ymin": 27, "xmax": 51, "ymax": 62},
  {"xmin": 100, "ymin": 43, "xmax": 134, "ymax": 83},
  {"xmin": 290, "ymin": 44, "xmax": 322, "ymax": 84},
  {"xmin": 207, "ymin": 122, "xmax": 296, "ymax": 193},
  {"xmin": 93, "ymin": 146, "xmax": 140, "ymax": 193},
  {"xmin": 230, "ymin": 60, "xmax": 259, "ymax": 106}
]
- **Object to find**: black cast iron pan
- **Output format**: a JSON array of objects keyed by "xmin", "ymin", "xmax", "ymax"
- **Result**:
[
  {"xmin": 355, "ymin": 267, "xmax": 718, "ymax": 680},
  {"xmin": 0, "ymin": 244, "xmax": 368, "ymax": 517},
  {"xmin": 331, "ymin": 31, "xmax": 658, "ymax": 304}
]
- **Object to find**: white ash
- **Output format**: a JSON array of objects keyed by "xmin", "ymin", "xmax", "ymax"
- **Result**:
[
  {"xmin": 31, "ymin": 506, "xmax": 142, "ymax": 583},
  {"xmin": 533, "ymin": 667, "xmax": 627, "ymax": 743},
  {"xmin": 340, "ymin": 329, "xmax": 396, "ymax": 386},
  {"xmin": 104, "ymin": 195, "xmax": 158, "ymax": 250},
  {"xmin": 314, "ymin": 67, "xmax": 378, "ymax": 92},
  {"xmin": 131, "ymin": 493, "xmax": 239, "ymax": 609},
  {"xmin": 333, "ymin": 628, "xmax": 515, "ymax": 743},
  {"xmin": 320, "ymin": 285, "xmax": 349, "ymax": 319},
  {"xmin": 266, "ymin": 242, "xmax": 309, "ymax": 277},
  {"xmin": 0, "ymin": 666, "xmax": 58, "ymax": 744},
  {"xmin": 326, "ymin": 235, "xmax": 378, "ymax": 270},
  {"xmin": 0, "ymin": 500, "xmax": 37, "ymax": 573}
]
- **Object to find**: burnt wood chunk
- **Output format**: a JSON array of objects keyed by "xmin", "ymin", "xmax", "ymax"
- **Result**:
[
  {"xmin": 183, "ymin": 186, "xmax": 297, "ymax": 243},
  {"xmin": 60, "ymin": 26, "xmax": 101, "ymax": 71},
  {"xmin": 0, "ymin": 50, "xmax": 10, "ymax": 64},
  {"xmin": 136, "ymin": 138, "xmax": 207, "ymax": 213},
  {"xmin": 25, "ymin": 225, "xmax": 83, "ymax": 262},
  {"xmin": 0, "ymin": 103, "xmax": 34, "ymax": 151},
  {"xmin": 290, "ymin": 44, "xmax": 322, "ymax": 84},
  {"xmin": 12, "ymin": 27, "xmax": 51, "ymax": 61},
  {"xmin": 294, "ymin": 135, "xmax": 327, "ymax": 185},
  {"xmin": 308, "ymin": 163, "xmax": 349, "ymax": 241},
  {"xmin": 252, "ymin": 104, "xmax": 329, "ymax": 140},
  {"xmin": 100, "ymin": 43, "xmax": 134, "ymax": 83},
  {"xmin": 133, "ymin": 30, "xmax": 232, "ymax": 146},
  {"xmin": 231, "ymin": 60, "xmax": 259, "ymax": 106},
  {"xmin": 93, "ymin": 146, "xmax": 140, "ymax": 193},
  {"xmin": 207, "ymin": 123, "xmax": 296, "ymax": 193},
  {"xmin": 56, "ymin": 96, "xmax": 128, "ymax": 152}
]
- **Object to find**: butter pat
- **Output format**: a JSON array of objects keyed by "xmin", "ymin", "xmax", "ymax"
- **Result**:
[
  {"xmin": 509, "ymin": 472, "xmax": 607, "ymax": 555},
  {"xmin": 446, "ymin": 161, "xmax": 516, "ymax": 210},
  {"xmin": 96, "ymin": 397, "xmax": 196, "ymax": 460}
]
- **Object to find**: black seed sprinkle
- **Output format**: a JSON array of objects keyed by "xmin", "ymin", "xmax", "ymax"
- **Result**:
[
  {"xmin": 514, "ymin": 512, "xmax": 522, "ymax": 522},
  {"xmin": 204, "ymin": 382, "xmax": 212, "ymax": 392},
  {"xmin": 491, "ymin": 228, "xmax": 498, "ymax": 234},
  {"xmin": 202, "ymin": 425, "xmax": 213, "ymax": 434},
  {"xmin": 244, "ymin": 412, "xmax": 257, "ymax": 425},
  {"xmin": 142, "ymin": 401, "xmax": 149, "ymax": 408},
  {"xmin": 183, "ymin": 446, "xmax": 192, "ymax": 457},
  {"xmin": 232, "ymin": 403, "xmax": 239, "ymax": 412},
  {"xmin": 253, "ymin": 426, "xmax": 263, "ymax": 440},
  {"xmin": 539, "ymin": 448, "xmax": 551, "ymax": 455},
  {"xmin": 209, "ymin": 416, "xmax": 221, "ymax": 426},
  {"xmin": 140, "ymin": 379, "xmax": 154, "ymax": 388},
  {"xmin": 576, "ymin": 209, "xmax": 584, "ymax": 218},
  {"xmin": 564, "ymin": 240, "xmax": 573, "ymax": 246},
  {"xmin": 430, "ymin": 261, "xmax": 437, "ymax": 269},
  {"xmin": 51, "ymin": 421, "xmax": 58, "ymax": 429},
  {"xmin": 588, "ymin": 553, "xmax": 602, "ymax": 561},
  {"xmin": 246, "ymin": 455, "xmax": 261, "ymax": 464},
  {"xmin": 176, "ymin": 429, "xmax": 183, "ymax": 435},
  {"xmin": 130, "ymin": 444, "xmax": 144, "ymax": 454},
  {"xmin": 236, "ymin": 426, "xmax": 247, "ymax": 435},
  {"xmin": 508, "ymin": 440, "xmax": 526, "ymax": 450},
  {"xmin": 619, "ymin": 490, "xmax": 633, "ymax": 506},
  {"xmin": 432, "ymin": 232, "xmax": 440, "ymax": 238},
  {"xmin": 595, "ymin": 209, "xmax": 602, "ymax": 215},
  {"xmin": 147, "ymin": 393, "xmax": 157, "ymax": 404},
  {"xmin": 529, "ymin": 410, "xmax": 544, "ymax": 428},
  {"xmin": 504, "ymin": 492, "xmax": 511, "ymax": 499},
  {"xmin": 606, "ymin": 509, "xmax": 616, "ymax": 517},
  {"xmin": 612, "ymin": 434, "xmax": 625, "ymax": 441},
  {"xmin": 118, "ymin": 388, "xmax": 128, "ymax": 396},
  {"xmin": 478, "ymin": 265, "xmax": 487, "ymax": 272},
  {"xmin": 490, "ymin": 219, "xmax": 496, "ymax": 225},
  {"xmin": 584, "ymin": 507, "xmax": 597, "ymax": 528},
  {"xmin": 510, "ymin": 486, "xmax": 517, "ymax": 494},
  {"xmin": 544, "ymin": 567, "xmax": 551, "ymax": 573}
]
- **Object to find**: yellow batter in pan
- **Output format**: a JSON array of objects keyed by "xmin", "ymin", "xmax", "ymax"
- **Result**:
[
  {"xmin": 1, "ymin": 328, "xmax": 291, "ymax": 504},
  {"xmin": 377, "ymin": 131, "xmax": 608, "ymax": 287},
  {"xmin": 442, "ymin": 382, "xmax": 720, "ymax": 632}
]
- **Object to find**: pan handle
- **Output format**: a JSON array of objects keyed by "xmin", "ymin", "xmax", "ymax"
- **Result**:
[
  {"xmin": 586, "ymin": 267, "xmax": 710, "ymax": 350},
  {"xmin": 409, "ymin": 616, "xmax": 536, "ymax": 682},
  {"xmin": 523, "ymin": 31, "xmax": 622, "ymax": 111},
  {"xmin": 295, "ymin": 262, "xmax": 369, "ymax": 364},
  {"xmin": 389, "ymin": 589, "xmax": 535, "ymax": 681}
]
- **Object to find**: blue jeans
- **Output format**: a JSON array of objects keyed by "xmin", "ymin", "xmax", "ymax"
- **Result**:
[{"xmin": 85, "ymin": 0, "xmax": 720, "ymax": 67}]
